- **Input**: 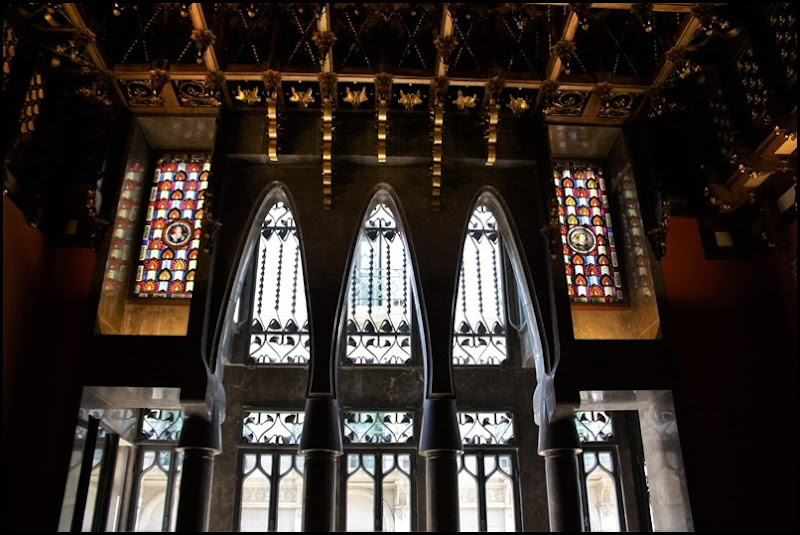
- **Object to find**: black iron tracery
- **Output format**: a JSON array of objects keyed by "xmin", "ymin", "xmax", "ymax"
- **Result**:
[
  {"xmin": 250, "ymin": 202, "xmax": 310, "ymax": 364},
  {"xmin": 453, "ymin": 206, "xmax": 508, "ymax": 365},
  {"xmin": 345, "ymin": 203, "xmax": 411, "ymax": 365}
]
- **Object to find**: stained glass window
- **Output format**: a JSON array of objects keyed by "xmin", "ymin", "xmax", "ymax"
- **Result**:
[
  {"xmin": 345, "ymin": 202, "xmax": 412, "ymax": 365},
  {"xmin": 103, "ymin": 160, "xmax": 146, "ymax": 294},
  {"xmin": 553, "ymin": 163, "xmax": 624, "ymax": 304},
  {"xmin": 453, "ymin": 206, "xmax": 508, "ymax": 365},
  {"xmin": 134, "ymin": 154, "xmax": 210, "ymax": 298},
  {"xmin": 249, "ymin": 202, "xmax": 310, "ymax": 364}
]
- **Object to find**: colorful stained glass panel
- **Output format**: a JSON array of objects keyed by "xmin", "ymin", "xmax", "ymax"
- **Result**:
[
  {"xmin": 553, "ymin": 163, "xmax": 624, "ymax": 303},
  {"xmin": 134, "ymin": 154, "xmax": 210, "ymax": 298}
]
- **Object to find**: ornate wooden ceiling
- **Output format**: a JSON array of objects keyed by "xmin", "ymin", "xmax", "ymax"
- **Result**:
[
  {"xmin": 7, "ymin": 3, "xmax": 709, "ymax": 123},
  {"xmin": 2, "ymin": 3, "xmax": 797, "ymax": 251}
]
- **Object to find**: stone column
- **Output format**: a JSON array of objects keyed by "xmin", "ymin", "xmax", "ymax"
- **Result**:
[
  {"xmin": 298, "ymin": 397, "xmax": 343, "ymax": 532},
  {"xmin": 175, "ymin": 413, "xmax": 221, "ymax": 532},
  {"xmin": 539, "ymin": 412, "xmax": 585, "ymax": 532},
  {"xmin": 419, "ymin": 398, "xmax": 463, "ymax": 532},
  {"xmin": 637, "ymin": 390, "xmax": 694, "ymax": 531}
]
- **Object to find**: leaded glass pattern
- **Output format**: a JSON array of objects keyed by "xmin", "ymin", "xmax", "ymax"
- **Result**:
[
  {"xmin": 4, "ymin": 20, "xmax": 18, "ymax": 91},
  {"xmin": 134, "ymin": 154, "xmax": 210, "ymax": 298},
  {"xmin": 103, "ymin": 161, "xmax": 146, "ymax": 293},
  {"xmin": 140, "ymin": 409, "xmax": 183, "ymax": 441},
  {"xmin": 133, "ymin": 447, "xmax": 183, "ymax": 532},
  {"xmin": 342, "ymin": 411, "xmax": 413, "ymax": 444},
  {"xmin": 575, "ymin": 411, "xmax": 624, "ymax": 532},
  {"xmin": 453, "ymin": 206, "xmax": 508, "ymax": 365},
  {"xmin": 239, "ymin": 452, "xmax": 305, "ymax": 532},
  {"xmin": 575, "ymin": 411, "xmax": 614, "ymax": 442},
  {"xmin": 618, "ymin": 170, "xmax": 654, "ymax": 298},
  {"xmin": 582, "ymin": 451, "xmax": 622, "ymax": 532},
  {"xmin": 133, "ymin": 408, "xmax": 183, "ymax": 532},
  {"xmin": 345, "ymin": 203, "xmax": 412, "ymax": 365},
  {"xmin": 458, "ymin": 412, "xmax": 514, "ymax": 446},
  {"xmin": 344, "ymin": 453, "xmax": 413, "ymax": 532},
  {"xmin": 458, "ymin": 453, "xmax": 518, "ymax": 532},
  {"xmin": 553, "ymin": 162, "xmax": 624, "ymax": 304},
  {"xmin": 249, "ymin": 202, "xmax": 310, "ymax": 364},
  {"xmin": 242, "ymin": 411, "xmax": 304, "ymax": 445}
]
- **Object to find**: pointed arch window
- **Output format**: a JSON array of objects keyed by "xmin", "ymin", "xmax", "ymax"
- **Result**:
[
  {"xmin": 248, "ymin": 201, "xmax": 310, "ymax": 364},
  {"xmin": 453, "ymin": 205, "xmax": 508, "ymax": 365},
  {"xmin": 344, "ymin": 201, "xmax": 413, "ymax": 365},
  {"xmin": 553, "ymin": 162, "xmax": 624, "ymax": 304}
]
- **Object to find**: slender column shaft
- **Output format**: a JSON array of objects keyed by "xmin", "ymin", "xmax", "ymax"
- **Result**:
[
  {"xmin": 175, "ymin": 415, "xmax": 220, "ymax": 532},
  {"xmin": 540, "ymin": 416, "xmax": 585, "ymax": 532}
]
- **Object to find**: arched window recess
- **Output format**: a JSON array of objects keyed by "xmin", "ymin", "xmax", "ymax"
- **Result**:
[
  {"xmin": 336, "ymin": 186, "xmax": 428, "ymax": 369},
  {"xmin": 453, "ymin": 189, "xmax": 556, "ymax": 424},
  {"xmin": 216, "ymin": 184, "xmax": 312, "ymax": 369}
]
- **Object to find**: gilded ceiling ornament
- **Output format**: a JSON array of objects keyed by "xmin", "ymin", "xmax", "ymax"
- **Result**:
[
  {"xmin": 453, "ymin": 90, "xmax": 477, "ymax": 111},
  {"xmin": 312, "ymin": 30, "xmax": 337, "ymax": 63},
  {"xmin": 431, "ymin": 76, "xmax": 450, "ymax": 108},
  {"xmin": 149, "ymin": 68, "xmax": 170, "ymax": 97},
  {"xmin": 665, "ymin": 46, "xmax": 701, "ymax": 79},
  {"xmin": 551, "ymin": 40, "xmax": 577, "ymax": 75},
  {"xmin": 485, "ymin": 72, "xmax": 505, "ymax": 105},
  {"xmin": 235, "ymin": 85, "xmax": 261, "ymax": 105},
  {"xmin": 645, "ymin": 85, "xmax": 677, "ymax": 118},
  {"xmin": 569, "ymin": 3, "xmax": 592, "ymax": 30},
  {"xmin": 434, "ymin": 34, "xmax": 458, "ymax": 65},
  {"xmin": 631, "ymin": 3, "xmax": 655, "ymax": 33},
  {"xmin": 344, "ymin": 86, "xmax": 368, "ymax": 108},
  {"xmin": 262, "ymin": 69, "xmax": 282, "ymax": 101},
  {"xmin": 318, "ymin": 72, "xmax": 337, "ymax": 104},
  {"xmin": 507, "ymin": 95, "xmax": 528, "ymax": 116},
  {"xmin": 289, "ymin": 86, "xmax": 314, "ymax": 108},
  {"xmin": 398, "ymin": 89, "xmax": 422, "ymax": 112},
  {"xmin": 190, "ymin": 28, "xmax": 215, "ymax": 64},
  {"xmin": 205, "ymin": 70, "xmax": 224, "ymax": 98},
  {"xmin": 374, "ymin": 72, "xmax": 393, "ymax": 103}
]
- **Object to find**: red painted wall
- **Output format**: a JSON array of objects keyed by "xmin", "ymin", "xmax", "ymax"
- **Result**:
[
  {"xmin": 661, "ymin": 217, "xmax": 797, "ymax": 532},
  {"xmin": 3, "ymin": 196, "xmax": 97, "ymax": 531}
]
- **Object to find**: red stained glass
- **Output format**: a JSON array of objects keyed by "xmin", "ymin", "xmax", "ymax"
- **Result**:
[
  {"xmin": 553, "ymin": 163, "xmax": 624, "ymax": 304},
  {"xmin": 134, "ymin": 154, "xmax": 211, "ymax": 298}
]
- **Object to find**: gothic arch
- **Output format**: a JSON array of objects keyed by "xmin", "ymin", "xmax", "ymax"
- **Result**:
[
  {"xmin": 333, "ymin": 184, "xmax": 430, "ymax": 387},
  {"xmin": 214, "ymin": 182, "xmax": 312, "ymax": 378},
  {"xmin": 459, "ymin": 188, "xmax": 556, "ymax": 422}
]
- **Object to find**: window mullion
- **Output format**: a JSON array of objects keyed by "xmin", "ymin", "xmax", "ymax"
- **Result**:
[
  {"xmin": 268, "ymin": 453, "xmax": 281, "ymax": 531},
  {"xmin": 71, "ymin": 415, "xmax": 100, "ymax": 532},
  {"xmin": 476, "ymin": 451, "xmax": 488, "ymax": 532},
  {"xmin": 374, "ymin": 452, "xmax": 384, "ymax": 531},
  {"xmin": 91, "ymin": 433, "xmax": 119, "ymax": 531},
  {"xmin": 162, "ymin": 447, "xmax": 178, "ymax": 532}
]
